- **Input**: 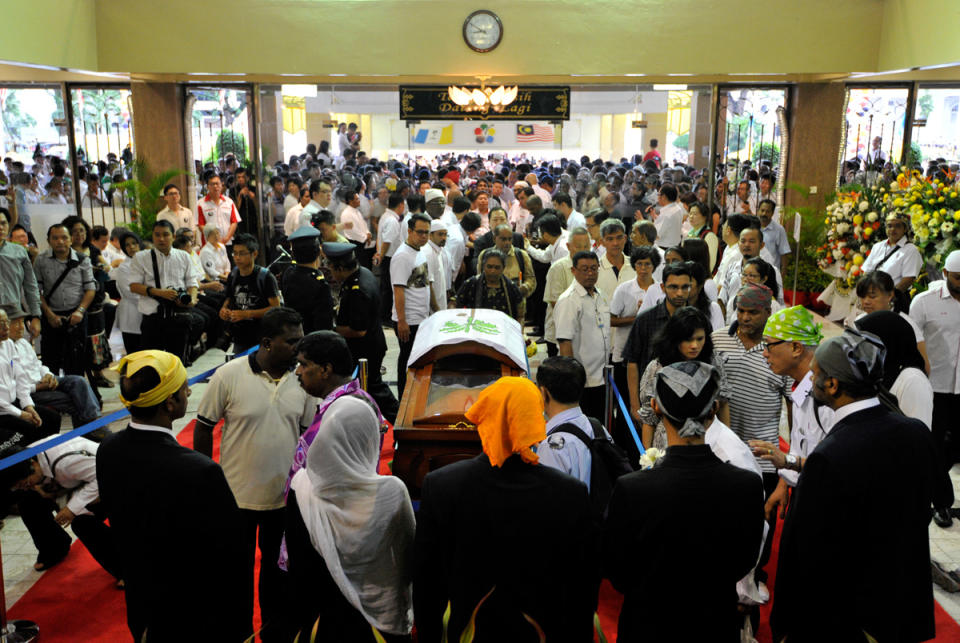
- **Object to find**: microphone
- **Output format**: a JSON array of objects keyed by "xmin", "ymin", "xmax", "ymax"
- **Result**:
[{"xmin": 275, "ymin": 244, "xmax": 292, "ymax": 259}]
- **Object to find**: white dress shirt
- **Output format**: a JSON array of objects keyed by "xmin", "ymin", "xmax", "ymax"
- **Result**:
[
  {"xmin": 129, "ymin": 247, "xmax": 199, "ymax": 316},
  {"xmin": 0, "ymin": 338, "xmax": 34, "ymax": 416},
  {"xmin": 565, "ymin": 210, "xmax": 587, "ymax": 231},
  {"xmin": 114, "ymin": 258, "xmax": 143, "ymax": 334},
  {"xmin": 780, "ymin": 371, "xmax": 835, "ymax": 486},
  {"xmin": 655, "ymin": 201, "xmax": 684, "ymax": 248},
  {"xmin": 422, "ymin": 240, "xmax": 449, "ymax": 310},
  {"xmin": 861, "ymin": 237, "xmax": 923, "ymax": 284},
  {"xmin": 526, "ymin": 236, "xmax": 569, "ymax": 264},
  {"xmin": 34, "ymin": 436, "xmax": 100, "ymax": 516},
  {"xmin": 377, "ymin": 209, "xmax": 403, "ymax": 259},
  {"xmin": 554, "ymin": 281, "xmax": 611, "ymax": 387},
  {"xmin": 891, "ymin": 367, "xmax": 934, "ymax": 430},
  {"xmin": 199, "ymin": 242, "xmax": 230, "ymax": 281},
  {"xmin": 597, "ymin": 254, "xmax": 636, "ymax": 322},
  {"xmin": 610, "ymin": 279, "xmax": 649, "ymax": 363},
  {"xmin": 910, "ymin": 280, "xmax": 960, "ymax": 394}
]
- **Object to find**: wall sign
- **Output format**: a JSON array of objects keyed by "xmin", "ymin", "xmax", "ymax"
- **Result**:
[{"xmin": 399, "ymin": 85, "xmax": 570, "ymax": 121}]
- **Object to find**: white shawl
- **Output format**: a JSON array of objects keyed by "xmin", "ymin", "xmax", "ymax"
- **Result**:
[{"xmin": 290, "ymin": 396, "xmax": 415, "ymax": 635}]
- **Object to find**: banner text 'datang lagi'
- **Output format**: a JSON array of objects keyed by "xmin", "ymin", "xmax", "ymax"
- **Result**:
[{"xmin": 399, "ymin": 86, "xmax": 570, "ymax": 121}]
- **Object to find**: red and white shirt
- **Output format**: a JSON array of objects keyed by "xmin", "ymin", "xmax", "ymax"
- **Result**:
[{"xmin": 197, "ymin": 194, "xmax": 240, "ymax": 244}]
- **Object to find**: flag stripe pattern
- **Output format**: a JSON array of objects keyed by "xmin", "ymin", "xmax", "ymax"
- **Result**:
[{"xmin": 517, "ymin": 124, "xmax": 554, "ymax": 143}]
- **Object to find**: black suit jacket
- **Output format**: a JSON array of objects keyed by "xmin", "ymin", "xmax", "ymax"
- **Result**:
[
  {"xmin": 603, "ymin": 444, "xmax": 764, "ymax": 642},
  {"xmin": 472, "ymin": 230, "xmax": 524, "ymax": 258},
  {"xmin": 413, "ymin": 454, "xmax": 598, "ymax": 643},
  {"xmin": 97, "ymin": 426, "xmax": 250, "ymax": 642},
  {"xmin": 772, "ymin": 404, "xmax": 940, "ymax": 643}
]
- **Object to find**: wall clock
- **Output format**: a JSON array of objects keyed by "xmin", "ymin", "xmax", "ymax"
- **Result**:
[{"xmin": 463, "ymin": 10, "xmax": 503, "ymax": 53}]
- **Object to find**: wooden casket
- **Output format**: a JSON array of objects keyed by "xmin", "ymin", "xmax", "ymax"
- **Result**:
[{"xmin": 393, "ymin": 309, "xmax": 529, "ymax": 497}]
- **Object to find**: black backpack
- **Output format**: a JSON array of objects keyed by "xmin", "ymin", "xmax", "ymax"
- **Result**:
[{"xmin": 548, "ymin": 417, "xmax": 636, "ymax": 518}]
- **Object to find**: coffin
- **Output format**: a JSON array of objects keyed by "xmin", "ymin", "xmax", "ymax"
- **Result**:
[{"xmin": 393, "ymin": 308, "xmax": 529, "ymax": 497}]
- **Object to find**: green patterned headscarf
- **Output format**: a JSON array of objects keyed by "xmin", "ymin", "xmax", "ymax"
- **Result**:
[{"xmin": 763, "ymin": 305, "xmax": 824, "ymax": 346}]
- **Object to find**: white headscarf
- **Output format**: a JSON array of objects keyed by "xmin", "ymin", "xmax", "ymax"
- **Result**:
[{"xmin": 289, "ymin": 396, "xmax": 415, "ymax": 635}]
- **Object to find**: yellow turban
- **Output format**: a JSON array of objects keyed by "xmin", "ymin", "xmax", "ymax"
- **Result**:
[
  {"xmin": 115, "ymin": 350, "xmax": 187, "ymax": 408},
  {"xmin": 465, "ymin": 377, "xmax": 546, "ymax": 467}
]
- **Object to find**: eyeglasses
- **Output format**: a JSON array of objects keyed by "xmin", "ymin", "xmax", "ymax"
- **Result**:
[{"xmin": 761, "ymin": 339, "xmax": 788, "ymax": 351}]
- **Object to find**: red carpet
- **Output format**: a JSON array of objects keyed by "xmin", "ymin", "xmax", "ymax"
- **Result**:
[{"xmin": 7, "ymin": 429, "xmax": 960, "ymax": 642}]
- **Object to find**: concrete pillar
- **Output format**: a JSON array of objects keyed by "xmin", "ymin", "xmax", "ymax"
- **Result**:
[
  {"xmin": 690, "ymin": 92, "xmax": 713, "ymax": 170},
  {"xmin": 130, "ymin": 82, "xmax": 188, "ymax": 198},
  {"xmin": 784, "ymin": 83, "xmax": 846, "ymax": 211},
  {"xmin": 259, "ymin": 90, "xmax": 283, "ymax": 165}
]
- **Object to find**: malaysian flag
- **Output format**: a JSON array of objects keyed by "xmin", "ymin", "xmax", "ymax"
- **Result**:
[{"xmin": 516, "ymin": 124, "xmax": 555, "ymax": 143}]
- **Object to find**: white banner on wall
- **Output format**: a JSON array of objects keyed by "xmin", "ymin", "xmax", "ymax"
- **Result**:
[{"xmin": 402, "ymin": 121, "xmax": 561, "ymax": 150}]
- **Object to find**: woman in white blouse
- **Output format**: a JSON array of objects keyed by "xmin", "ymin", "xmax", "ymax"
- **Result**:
[
  {"xmin": 198, "ymin": 224, "xmax": 230, "ymax": 282},
  {"xmin": 846, "ymin": 270, "xmax": 930, "ymax": 373},
  {"xmin": 114, "ymin": 231, "xmax": 144, "ymax": 354},
  {"xmin": 855, "ymin": 311, "xmax": 933, "ymax": 429},
  {"xmin": 860, "ymin": 214, "xmax": 923, "ymax": 293}
]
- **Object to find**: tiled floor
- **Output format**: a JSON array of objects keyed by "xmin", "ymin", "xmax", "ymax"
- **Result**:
[{"xmin": 3, "ymin": 325, "xmax": 960, "ymax": 631}]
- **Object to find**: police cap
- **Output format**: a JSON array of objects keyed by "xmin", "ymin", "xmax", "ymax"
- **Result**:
[
  {"xmin": 288, "ymin": 225, "xmax": 321, "ymax": 242},
  {"xmin": 321, "ymin": 242, "xmax": 356, "ymax": 259}
]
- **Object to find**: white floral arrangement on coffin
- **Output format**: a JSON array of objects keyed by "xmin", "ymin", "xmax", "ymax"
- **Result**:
[{"xmin": 639, "ymin": 447, "xmax": 665, "ymax": 470}]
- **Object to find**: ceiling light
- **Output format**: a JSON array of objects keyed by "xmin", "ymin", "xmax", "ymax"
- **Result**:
[
  {"xmin": 447, "ymin": 77, "xmax": 517, "ymax": 113},
  {"xmin": 653, "ymin": 84, "xmax": 688, "ymax": 91},
  {"xmin": 282, "ymin": 84, "xmax": 317, "ymax": 98}
]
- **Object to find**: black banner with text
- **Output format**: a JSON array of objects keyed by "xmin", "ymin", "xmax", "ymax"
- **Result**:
[{"xmin": 399, "ymin": 86, "xmax": 570, "ymax": 121}]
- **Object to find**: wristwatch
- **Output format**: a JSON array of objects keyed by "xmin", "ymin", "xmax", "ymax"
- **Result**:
[{"xmin": 785, "ymin": 454, "xmax": 799, "ymax": 470}]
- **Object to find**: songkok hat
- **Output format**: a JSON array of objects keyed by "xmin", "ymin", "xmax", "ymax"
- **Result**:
[
  {"xmin": 115, "ymin": 350, "xmax": 187, "ymax": 408},
  {"xmin": 653, "ymin": 361, "xmax": 721, "ymax": 438},
  {"xmin": 944, "ymin": 249, "xmax": 960, "ymax": 273},
  {"xmin": 424, "ymin": 188, "xmax": 445, "ymax": 204},
  {"xmin": 429, "ymin": 219, "xmax": 446, "ymax": 233},
  {"xmin": 763, "ymin": 305, "xmax": 824, "ymax": 346},
  {"xmin": 813, "ymin": 328, "xmax": 886, "ymax": 392}
]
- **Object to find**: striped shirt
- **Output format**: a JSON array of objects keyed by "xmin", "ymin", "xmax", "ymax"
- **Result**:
[{"xmin": 712, "ymin": 323, "xmax": 791, "ymax": 473}]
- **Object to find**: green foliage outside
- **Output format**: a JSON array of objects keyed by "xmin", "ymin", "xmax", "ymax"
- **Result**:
[
  {"xmin": 205, "ymin": 130, "xmax": 249, "ymax": 166},
  {"xmin": 782, "ymin": 182, "xmax": 834, "ymax": 294},
  {"xmin": 114, "ymin": 158, "xmax": 187, "ymax": 239},
  {"xmin": 0, "ymin": 92, "xmax": 37, "ymax": 141},
  {"xmin": 752, "ymin": 142, "xmax": 779, "ymax": 164}
]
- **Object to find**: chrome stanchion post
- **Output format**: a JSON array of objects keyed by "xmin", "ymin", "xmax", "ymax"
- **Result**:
[
  {"xmin": 604, "ymin": 364, "xmax": 615, "ymax": 432},
  {"xmin": 359, "ymin": 358, "xmax": 369, "ymax": 392},
  {"xmin": 0, "ymin": 536, "xmax": 39, "ymax": 642}
]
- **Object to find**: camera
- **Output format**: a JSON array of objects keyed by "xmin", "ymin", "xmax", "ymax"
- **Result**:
[{"xmin": 174, "ymin": 288, "xmax": 192, "ymax": 306}]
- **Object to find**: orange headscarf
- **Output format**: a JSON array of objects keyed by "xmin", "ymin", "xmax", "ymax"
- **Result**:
[{"xmin": 465, "ymin": 377, "xmax": 546, "ymax": 467}]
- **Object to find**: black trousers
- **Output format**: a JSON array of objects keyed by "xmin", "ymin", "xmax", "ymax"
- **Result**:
[
  {"xmin": 364, "ymin": 349, "xmax": 399, "ymax": 425},
  {"xmin": 0, "ymin": 406, "xmax": 61, "ymax": 441},
  {"xmin": 239, "ymin": 508, "xmax": 287, "ymax": 643},
  {"xmin": 755, "ymin": 471, "xmax": 781, "ymax": 584},
  {"xmin": 394, "ymin": 323, "xmax": 419, "ymax": 402},
  {"xmin": 932, "ymin": 392, "xmax": 960, "ymax": 510},
  {"xmin": 580, "ymin": 385, "xmax": 607, "ymax": 425},
  {"xmin": 15, "ymin": 490, "xmax": 71, "ymax": 564},
  {"xmin": 40, "ymin": 311, "xmax": 87, "ymax": 376},
  {"xmin": 530, "ymin": 258, "xmax": 550, "ymax": 331},
  {"xmin": 611, "ymin": 361, "xmax": 642, "ymax": 464},
  {"xmin": 71, "ymin": 502, "xmax": 121, "ymax": 579},
  {"xmin": 351, "ymin": 240, "xmax": 374, "ymax": 270},
  {"xmin": 379, "ymin": 256, "xmax": 393, "ymax": 322},
  {"xmin": 121, "ymin": 332, "xmax": 141, "ymax": 354},
  {"xmin": 140, "ymin": 311, "xmax": 190, "ymax": 361}
]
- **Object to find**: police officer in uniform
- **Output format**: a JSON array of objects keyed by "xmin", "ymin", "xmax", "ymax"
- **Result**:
[
  {"xmin": 280, "ymin": 226, "xmax": 334, "ymax": 334},
  {"xmin": 323, "ymin": 242, "xmax": 399, "ymax": 424}
]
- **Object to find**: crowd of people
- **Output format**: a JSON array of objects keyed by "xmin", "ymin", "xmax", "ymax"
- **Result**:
[{"xmin": 0, "ymin": 136, "xmax": 958, "ymax": 642}]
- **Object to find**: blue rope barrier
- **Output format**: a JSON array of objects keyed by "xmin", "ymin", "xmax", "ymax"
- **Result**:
[
  {"xmin": 607, "ymin": 372, "xmax": 646, "ymax": 456},
  {"xmin": 0, "ymin": 346, "xmax": 260, "ymax": 472}
]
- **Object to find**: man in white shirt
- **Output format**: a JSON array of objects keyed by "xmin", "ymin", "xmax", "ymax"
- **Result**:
[
  {"xmin": 423, "ymin": 220, "xmax": 450, "ymax": 311},
  {"xmin": 555, "ymin": 251, "xmax": 610, "ymax": 422},
  {"xmin": 197, "ymin": 175, "xmax": 239, "ymax": 248},
  {"xmin": 339, "ymin": 189, "xmax": 374, "ymax": 267},
  {"xmin": 0, "ymin": 308, "xmax": 60, "ymax": 439},
  {"xmin": 718, "ymin": 226, "xmax": 784, "ymax": 320},
  {"xmin": 298, "ymin": 179, "xmax": 333, "ymax": 228},
  {"xmin": 536, "ymin": 356, "xmax": 614, "ymax": 490},
  {"xmin": 195, "ymin": 308, "xmax": 315, "ymax": 642},
  {"xmin": 861, "ymin": 214, "xmax": 923, "ymax": 292},
  {"xmin": 597, "ymin": 219, "xmax": 636, "ymax": 310},
  {"xmin": 748, "ymin": 306, "xmax": 834, "ymax": 520},
  {"xmin": 157, "ymin": 184, "xmax": 195, "ymax": 243},
  {"xmin": 282, "ymin": 177, "xmax": 301, "ymax": 214},
  {"xmin": 910, "ymin": 250, "xmax": 960, "ymax": 524},
  {"xmin": 282, "ymin": 188, "xmax": 312, "ymax": 237},
  {"xmin": 7, "ymin": 310, "xmax": 100, "ymax": 428},
  {"xmin": 525, "ymin": 214, "xmax": 568, "ymax": 265},
  {"xmin": 525, "ymin": 172, "xmax": 553, "ymax": 208},
  {"xmin": 391, "ymin": 213, "xmax": 436, "ymax": 400},
  {"xmin": 128, "ymin": 220, "xmax": 199, "ymax": 361},
  {"xmin": 374, "ymin": 192, "xmax": 405, "ymax": 323},
  {"xmin": 653, "ymin": 183, "xmax": 684, "ymax": 249},
  {"xmin": 726, "ymin": 180, "xmax": 755, "ymax": 216},
  {"xmin": 544, "ymin": 229, "xmax": 593, "ymax": 358},
  {"xmin": 553, "ymin": 193, "xmax": 586, "ymax": 231},
  {"xmin": 759, "ymin": 199, "xmax": 791, "ymax": 275}
]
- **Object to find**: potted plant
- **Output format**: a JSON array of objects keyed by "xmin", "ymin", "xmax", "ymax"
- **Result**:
[{"xmin": 114, "ymin": 158, "xmax": 187, "ymax": 239}]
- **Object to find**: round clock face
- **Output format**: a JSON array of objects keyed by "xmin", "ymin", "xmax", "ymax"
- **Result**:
[{"xmin": 463, "ymin": 10, "xmax": 502, "ymax": 53}]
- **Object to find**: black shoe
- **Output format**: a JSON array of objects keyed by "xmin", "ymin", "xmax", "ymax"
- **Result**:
[
  {"xmin": 932, "ymin": 560, "xmax": 960, "ymax": 592},
  {"xmin": 934, "ymin": 507, "xmax": 954, "ymax": 528},
  {"xmin": 91, "ymin": 374, "xmax": 113, "ymax": 389}
]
